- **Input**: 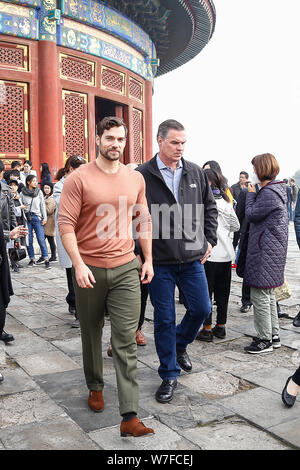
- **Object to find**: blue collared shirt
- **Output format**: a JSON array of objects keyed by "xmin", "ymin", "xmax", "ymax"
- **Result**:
[{"xmin": 156, "ymin": 154, "xmax": 183, "ymax": 202}]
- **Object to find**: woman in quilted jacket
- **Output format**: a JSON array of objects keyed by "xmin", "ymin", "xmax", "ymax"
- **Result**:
[{"xmin": 243, "ymin": 153, "xmax": 288, "ymax": 354}]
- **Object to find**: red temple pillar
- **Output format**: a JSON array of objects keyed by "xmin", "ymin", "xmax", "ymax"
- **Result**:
[{"xmin": 38, "ymin": 41, "xmax": 61, "ymax": 178}]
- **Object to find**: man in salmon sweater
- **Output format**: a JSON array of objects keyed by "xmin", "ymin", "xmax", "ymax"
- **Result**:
[{"xmin": 58, "ymin": 116, "xmax": 154, "ymax": 437}]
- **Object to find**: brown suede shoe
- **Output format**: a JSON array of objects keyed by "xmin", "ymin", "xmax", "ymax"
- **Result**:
[
  {"xmin": 88, "ymin": 390, "xmax": 104, "ymax": 412},
  {"xmin": 136, "ymin": 329, "xmax": 147, "ymax": 346},
  {"xmin": 120, "ymin": 417, "xmax": 154, "ymax": 437}
]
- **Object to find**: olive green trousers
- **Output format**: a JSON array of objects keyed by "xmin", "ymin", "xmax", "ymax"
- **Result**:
[{"xmin": 73, "ymin": 258, "xmax": 141, "ymax": 415}]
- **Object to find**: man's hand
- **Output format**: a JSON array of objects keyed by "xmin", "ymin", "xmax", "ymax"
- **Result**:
[
  {"xmin": 74, "ymin": 262, "xmax": 96, "ymax": 289},
  {"xmin": 201, "ymin": 242, "xmax": 212, "ymax": 264},
  {"xmin": 41, "ymin": 219, "xmax": 47, "ymax": 226},
  {"xmin": 9, "ymin": 225, "xmax": 28, "ymax": 239},
  {"xmin": 140, "ymin": 260, "xmax": 154, "ymax": 284}
]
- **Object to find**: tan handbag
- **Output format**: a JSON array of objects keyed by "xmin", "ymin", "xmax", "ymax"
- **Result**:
[{"xmin": 274, "ymin": 278, "xmax": 291, "ymax": 301}]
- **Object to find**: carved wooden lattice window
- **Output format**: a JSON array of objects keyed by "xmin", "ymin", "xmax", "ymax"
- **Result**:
[
  {"xmin": 60, "ymin": 54, "xmax": 95, "ymax": 86},
  {"xmin": 62, "ymin": 90, "xmax": 88, "ymax": 161},
  {"xmin": 129, "ymin": 77, "xmax": 143, "ymax": 103},
  {"xmin": 101, "ymin": 66, "xmax": 125, "ymax": 95},
  {"xmin": 132, "ymin": 108, "xmax": 143, "ymax": 164},
  {"xmin": 0, "ymin": 81, "xmax": 29, "ymax": 158},
  {"xmin": 0, "ymin": 43, "xmax": 28, "ymax": 71}
]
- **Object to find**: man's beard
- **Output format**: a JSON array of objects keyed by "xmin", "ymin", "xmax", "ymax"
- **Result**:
[{"xmin": 100, "ymin": 146, "xmax": 121, "ymax": 161}]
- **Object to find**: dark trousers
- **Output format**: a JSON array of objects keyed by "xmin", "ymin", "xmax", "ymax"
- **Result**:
[
  {"xmin": 0, "ymin": 307, "xmax": 6, "ymax": 337},
  {"xmin": 293, "ymin": 367, "xmax": 300, "ymax": 387},
  {"xmin": 204, "ymin": 261, "xmax": 231, "ymax": 326},
  {"xmin": 233, "ymin": 230, "xmax": 240, "ymax": 250},
  {"xmin": 242, "ymin": 280, "xmax": 252, "ymax": 307},
  {"xmin": 138, "ymin": 283, "xmax": 148, "ymax": 330},
  {"xmin": 66, "ymin": 267, "xmax": 76, "ymax": 308},
  {"xmin": 45, "ymin": 235, "xmax": 56, "ymax": 259}
]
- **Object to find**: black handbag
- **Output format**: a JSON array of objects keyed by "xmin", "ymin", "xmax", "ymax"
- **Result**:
[
  {"xmin": 9, "ymin": 248, "xmax": 27, "ymax": 262},
  {"xmin": 25, "ymin": 196, "xmax": 34, "ymax": 222}
]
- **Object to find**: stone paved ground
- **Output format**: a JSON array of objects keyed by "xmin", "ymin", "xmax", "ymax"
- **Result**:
[{"xmin": 0, "ymin": 225, "xmax": 299, "ymax": 450}]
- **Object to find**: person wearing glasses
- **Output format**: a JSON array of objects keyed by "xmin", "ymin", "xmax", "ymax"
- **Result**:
[{"xmin": 58, "ymin": 117, "xmax": 154, "ymax": 438}]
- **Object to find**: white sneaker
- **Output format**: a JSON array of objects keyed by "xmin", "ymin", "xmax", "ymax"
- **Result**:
[
  {"xmin": 0, "ymin": 372, "xmax": 4, "ymax": 382},
  {"xmin": 272, "ymin": 335, "xmax": 281, "ymax": 349}
]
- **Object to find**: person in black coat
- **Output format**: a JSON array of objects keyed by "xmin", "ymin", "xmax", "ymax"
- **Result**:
[
  {"xmin": 40, "ymin": 163, "xmax": 52, "ymax": 189},
  {"xmin": 0, "ymin": 219, "xmax": 27, "ymax": 358}
]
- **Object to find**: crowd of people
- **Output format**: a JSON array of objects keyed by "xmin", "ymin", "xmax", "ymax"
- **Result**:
[{"xmin": 0, "ymin": 117, "xmax": 299, "ymax": 436}]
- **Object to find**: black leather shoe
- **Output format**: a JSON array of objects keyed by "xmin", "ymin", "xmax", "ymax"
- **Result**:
[
  {"xmin": 293, "ymin": 312, "xmax": 300, "ymax": 327},
  {"xmin": 176, "ymin": 349, "xmax": 192, "ymax": 372},
  {"xmin": 240, "ymin": 304, "xmax": 252, "ymax": 313},
  {"xmin": 155, "ymin": 379, "xmax": 177, "ymax": 403},
  {"xmin": 0, "ymin": 331, "xmax": 14, "ymax": 344},
  {"xmin": 282, "ymin": 376, "xmax": 297, "ymax": 408}
]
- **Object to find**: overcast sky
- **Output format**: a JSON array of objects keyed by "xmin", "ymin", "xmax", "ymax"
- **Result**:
[{"xmin": 152, "ymin": 0, "xmax": 300, "ymax": 186}]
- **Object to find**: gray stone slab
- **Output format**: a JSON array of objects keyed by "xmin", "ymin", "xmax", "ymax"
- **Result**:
[
  {"xmin": 51, "ymin": 337, "xmax": 83, "ymax": 356},
  {"xmin": 178, "ymin": 369, "xmax": 254, "ymax": 399},
  {"xmin": 241, "ymin": 367, "xmax": 300, "ymax": 398},
  {"xmin": 33, "ymin": 323, "xmax": 81, "ymax": 341},
  {"xmin": 2, "ymin": 334, "xmax": 57, "ymax": 359},
  {"xmin": 0, "ymin": 345, "xmax": 6, "ymax": 367},
  {"xmin": 3, "ymin": 315, "xmax": 35, "ymax": 337},
  {"xmin": 181, "ymin": 416, "xmax": 290, "ymax": 450},
  {"xmin": 203, "ymin": 350, "xmax": 264, "ymax": 376},
  {"xmin": 0, "ymin": 367, "xmax": 38, "ymax": 396},
  {"xmin": 16, "ymin": 351, "xmax": 80, "ymax": 376},
  {"xmin": 34, "ymin": 368, "xmax": 150, "ymax": 432},
  {"xmin": 59, "ymin": 393, "xmax": 150, "ymax": 433},
  {"xmin": 140, "ymin": 394, "xmax": 232, "ymax": 431},
  {"xmin": 0, "ymin": 389, "xmax": 67, "ymax": 429},
  {"xmin": 269, "ymin": 416, "xmax": 300, "ymax": 449},
  {"xmin": 35, "ymin": 368, "xmax": 87, "ymax": 402},
  {"xmin": 0, "ymin": 417, "xmax": 100, "ymax": 450},
  {"xmin": 8, "ymin": 312, "xmax": 66, "ymax": 329},
  {"xmin": 220, "ymin": 387, "xmax": 300, "ymax": 429},
  {"xmin": 89, "ymin": 418, "xmax": 199, "ymax": 450}
]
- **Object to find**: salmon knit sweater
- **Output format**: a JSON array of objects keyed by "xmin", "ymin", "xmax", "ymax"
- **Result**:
[{"xmin": 58, "ymin": 161, "xmax": 151, "ymax": 268}]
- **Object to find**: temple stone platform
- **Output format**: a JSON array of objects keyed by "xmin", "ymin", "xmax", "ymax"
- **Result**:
[{"xmin": 0, "ymin": 225, "xmax": 299, "ymax": 451}]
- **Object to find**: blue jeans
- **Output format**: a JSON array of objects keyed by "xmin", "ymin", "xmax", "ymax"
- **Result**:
[
  {"xmin": 287, "ymin": 202, "xmax": 293, "ymax": 221},
  {"xmin": 148, "ymin": 261, "xmax": 211, "ymax": 380},
  {"xmin": 27, "ymin": 214, "xmax": 48, "ymax": 259}
]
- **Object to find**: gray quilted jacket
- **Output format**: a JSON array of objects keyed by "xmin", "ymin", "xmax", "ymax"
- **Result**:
[{"xmin": 244, "ymin": 181, "xmax": 288, "ymax": 289}]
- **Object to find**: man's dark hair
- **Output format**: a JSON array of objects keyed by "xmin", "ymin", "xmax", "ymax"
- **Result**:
[
  {"xmin": 240, "ymin": 171, "xmax": 249, "ymax": 179},
  {"xmin": 10, "ymin": 169, "xmax": 20, "ymax": 179},
  {"xmin": 3, "ymin": 170, "xmax": 11, "ymax": 182},
  {"xmin": 11, "ymin": 160, "xmax": 21, "ymax": 169},
  {"xmin": 0, "ymin": 160, "xmax": 4, "ymax": 173},
  {"xmin": 157, "ymin": 119, "xmax": 185, "ymax": 140},
  {"xmin": 96, "ymin": 116, "xmax": 128, "ymax": 139},
  {"xmin": 24, "ymin": 160, "xmax": 33, "ymax": 167}
]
